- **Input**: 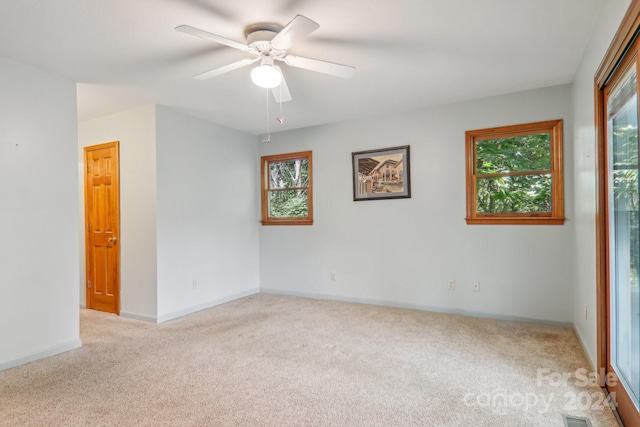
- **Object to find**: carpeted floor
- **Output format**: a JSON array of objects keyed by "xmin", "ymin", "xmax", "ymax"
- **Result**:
[{"xmin": 0, "ymin": 294, "xmax": 620, "ymax": 426}]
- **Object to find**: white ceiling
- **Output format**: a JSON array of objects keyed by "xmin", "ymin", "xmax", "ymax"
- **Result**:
[{"xmin": 0, "ymin": 0, "xmax": 603, "ymax": 135}]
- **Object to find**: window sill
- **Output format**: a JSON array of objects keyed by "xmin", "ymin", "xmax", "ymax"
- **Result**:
[
  {"xmin": 261, "ymin": 219, "xmax": 314, "ymax": 226},
  {"xmin": 465, "ymin": 217, "xmax": 565, "ymax": 225}
]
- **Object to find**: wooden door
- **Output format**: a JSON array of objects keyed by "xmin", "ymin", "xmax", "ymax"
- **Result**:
[{"xmin": 84, "ymin": 141, "xmax": 120, "ymax": 314}]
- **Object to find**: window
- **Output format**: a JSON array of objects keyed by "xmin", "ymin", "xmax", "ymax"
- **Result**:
[
  {"xmin": 465, "ymin": 119, "xmax": 564, "ymax": 225},
  {"xmin": 261, "ymin": 151, "xmax": 313, "ymax": 226}
]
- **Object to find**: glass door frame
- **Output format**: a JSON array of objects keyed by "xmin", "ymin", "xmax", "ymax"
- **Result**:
[{"xmin": 596, "ymin": 2, "xmax": 640, "ymax": 426}]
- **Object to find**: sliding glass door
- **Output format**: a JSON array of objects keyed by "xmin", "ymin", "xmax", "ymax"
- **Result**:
[{"xmin": 604, "ymin": 42, "xmax": 640, "ymax": 425}]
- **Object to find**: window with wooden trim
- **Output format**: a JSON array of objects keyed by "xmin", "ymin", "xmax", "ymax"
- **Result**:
[
  {"xmin": 465, "ymin": 119, "xmax": 564, "ymax": 225},
  {"xmin": 261, "ymin": 151, "xmax": 313, "ymax": 226}
]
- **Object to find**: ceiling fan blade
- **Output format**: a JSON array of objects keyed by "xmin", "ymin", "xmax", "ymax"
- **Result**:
[
  {"xmin": 285, "ymin": 55, "xmax": 356, "ymax": 79},
  {"xmin": 271, "ymin": 15, "xmax": 319, "ymax": 50},
  {"xmin": 193, "ymin": 58, "xmax": 257, "ymax": 80},
  {"xmin": 176, "ymin": 25, "xmax": 250, "ymax": 52},
  {"xmin": 272, "ymin": 66, "xmax": 292, "ymax": 103}
]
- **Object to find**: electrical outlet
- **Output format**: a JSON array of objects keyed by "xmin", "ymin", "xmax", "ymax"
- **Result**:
[
  {"xmin": 331, "ymin": 272, "xmax": 336, "ymax": 282},
  {"xmin": 473, "ymin": 281, "xmax": 480, "ymax": 292},
  {"xmin": 448, "ymin": 280, "xmax": 455, "ymax": 290}
]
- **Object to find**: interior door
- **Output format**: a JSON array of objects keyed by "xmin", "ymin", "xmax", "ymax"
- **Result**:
[
  {"xmin": 84, "ymin": 141, "xmax": 120, "ymax": 314},
  {"xmin": 604, "ymin": 39, "xmax": 640, "ymax": 426}
]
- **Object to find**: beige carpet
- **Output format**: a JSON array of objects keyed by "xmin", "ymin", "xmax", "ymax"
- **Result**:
[{"xmin": 0, "ymin": 294, "xmax": 620, "ymax": 426}]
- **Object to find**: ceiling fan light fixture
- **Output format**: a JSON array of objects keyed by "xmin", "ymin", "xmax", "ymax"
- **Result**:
[
  {"xmin": 251, "ymin": 63, "xmax": 282, "ymax": 88},
  {"xmin": 178, "ymin": 15, "xmax": 355, "ymax": 100}
]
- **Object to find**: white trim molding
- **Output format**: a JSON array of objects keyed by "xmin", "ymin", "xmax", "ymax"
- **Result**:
[
  {"xmin": 0, "ymin": 339, "xmax": 82, "ymax": 372},
  {"xmin": 156, "ymin": 288, "xmax": 260, "ymax": 324}
]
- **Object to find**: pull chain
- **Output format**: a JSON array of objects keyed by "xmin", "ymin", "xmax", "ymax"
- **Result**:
[{"xmin": 262, "ymin": 89, "xmax": 271, "ymax": 143}]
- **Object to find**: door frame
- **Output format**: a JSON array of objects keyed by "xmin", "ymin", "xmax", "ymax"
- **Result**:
[
  {"xmin": 83, "ymin": 141, "xmax": 121, "ymax": 314},
  {"xmin": 595, "ymin": 1, "xmax": 640, "ymax": 425}
]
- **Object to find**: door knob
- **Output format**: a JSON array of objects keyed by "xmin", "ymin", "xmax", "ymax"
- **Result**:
[{"xmin": 107, "ymin": 237, "xmax": 117, "ymax": 243}]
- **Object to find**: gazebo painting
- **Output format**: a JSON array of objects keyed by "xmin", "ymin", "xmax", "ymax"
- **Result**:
[{"xmin": 352, "ymin": 145, "xmax": 411, "ymax": 201}]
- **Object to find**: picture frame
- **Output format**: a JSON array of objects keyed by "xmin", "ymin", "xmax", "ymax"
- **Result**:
[{"xmin": 352, "ymin": 145, "xmax": 411, "ymax": 201}]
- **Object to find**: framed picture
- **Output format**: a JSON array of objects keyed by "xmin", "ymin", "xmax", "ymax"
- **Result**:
[{"xmin": 352, "ymin": 145, "xmax": 411, "ymax": 201}]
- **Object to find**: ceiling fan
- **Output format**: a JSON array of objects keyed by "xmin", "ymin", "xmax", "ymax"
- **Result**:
[{"xmin": 176, "ymin": 15, "xmax": 356, "ymax": 103}]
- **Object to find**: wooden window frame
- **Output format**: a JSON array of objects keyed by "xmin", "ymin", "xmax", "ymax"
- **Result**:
[
  {"xmin": 465, "ymin": 119, "xmax": 565, "ymax": 225},
  {"xmin": 260, "ymin": 150, "xmax": 313, "ymax": 226}
]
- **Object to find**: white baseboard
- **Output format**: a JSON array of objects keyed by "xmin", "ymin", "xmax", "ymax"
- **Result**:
[
  {"xmin": 0, "ymin": 339, "xmax": 82, "ymax": 372},
  {"xmin": 260, "ymin": 288, "xmax": 574, "ymax": 328},
  {"xmin": 80, "ymin": 289, "xmax": 260, "ymax": 324},
  {"xmin": 120, "ymin": 311, "xmax": 157, "ymax": 323},
  {"xmin": 80, "ymin": 305, "xmax": 156, "ymax": 323},
  {"xmin": 572, "ymin": 325, "xmax": 596, "ymax": 372},
  {"xmin": 156, "ymin": 288, "xmax": 260, "ymax": 323}
]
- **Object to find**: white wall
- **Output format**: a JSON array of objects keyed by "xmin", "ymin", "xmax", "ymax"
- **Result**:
[
  {"xmin": 259, "ymin": 85, "xmax": 575, "ymax": 325},
  {"xmin": 571, "ymin": 0, "xmax": 631, "ymax": 368},
  {"xmin": 78, "ymin": 105, "xmax": 158, "ymax": 321},
  {"xmin": 78, "ymin": 105, "xmax": 260, "ymax": 323},
  {"xmin": 0, "ymin": 57, "xmax": 80, "ymax": 370},
  {"xmin": 155, "ymin": 106, "xmax": 260, "ymax": 321}
]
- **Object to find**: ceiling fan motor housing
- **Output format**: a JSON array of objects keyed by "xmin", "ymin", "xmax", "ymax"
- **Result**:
[{"xmin": 247, "ymin": 30, "xmax": 282, "ymax": 55}]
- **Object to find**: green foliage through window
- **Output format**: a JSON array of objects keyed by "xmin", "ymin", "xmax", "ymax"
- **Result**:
[
  {"xmin": 476, "ymin": 133, "xmax": 551, "ymax": 174},
  {"xmin": 465, "ymin": 120, "xmax": 564, "ymax": 225},
  {"xmin": 476, "ymin": 174, "xmax": 551, "ymax": 213},
  {"xmin": 261, "ymin": 151, "xmax": 313, "ymax": 225},
  {"xmin": 609, "ymin": 97, "xmax": 639, "ymax": 287},
  {"xmin": 268, "ymin": 159, "xmax": 309, "ymax": 218},
  {"xmin": 475, "ymin": 133, "xmax": 552, "ymax": 213}
]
